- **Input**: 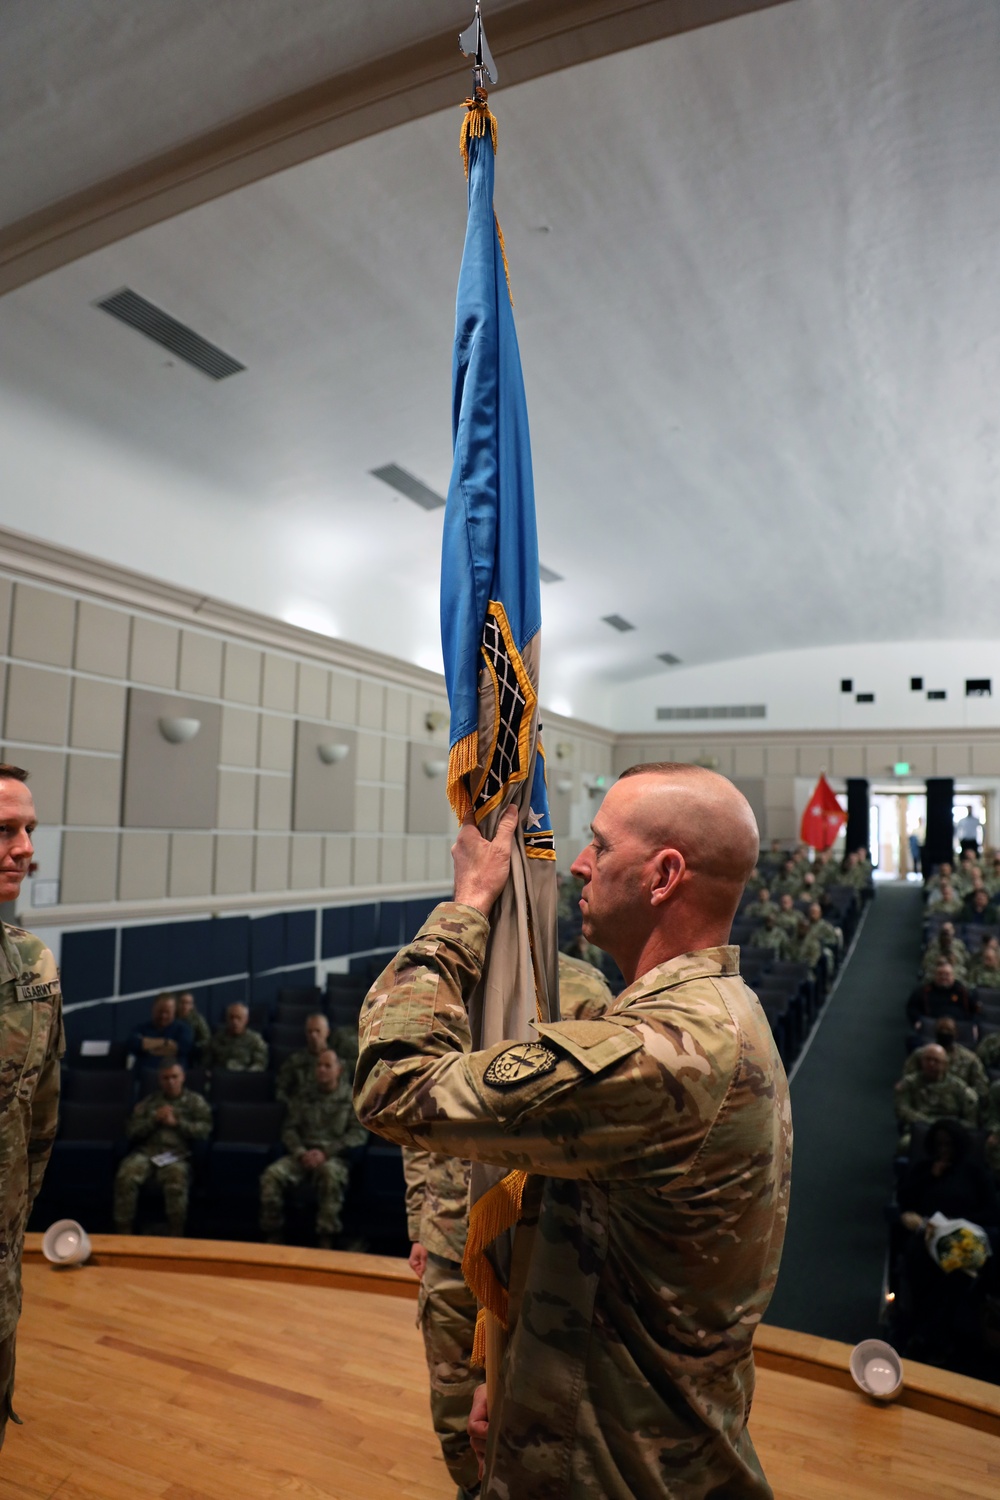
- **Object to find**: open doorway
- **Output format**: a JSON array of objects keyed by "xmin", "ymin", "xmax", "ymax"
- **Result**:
[
  {"xmin": 869, "ymin": 791, "xmax": 927, "ymax": 880},
  {"xmin": 953, "ymin": 792, "xmax": 987, "ymax": 856}
]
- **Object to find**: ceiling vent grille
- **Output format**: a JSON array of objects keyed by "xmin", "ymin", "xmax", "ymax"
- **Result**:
[
  {"xmin": 96, "ymin": 288, "xmax": 245, "ymax": 379},
  {"xmin": 539, "ymin": 563, "xmax": 564, "ymax": 584},
  {"xmin": 370, "ymin": 463, "xmax": 446, "ymax": 511},
  {"xmin": 602, "ymin": 614, "xmax": 635, "ymax": 632},
  {"xmin": 657, "ymin": 703, "xmax": 766, "ymax": 721},
  {"xmin": 657, "ymin": 652, "xmax": 682, "ymax": 666}
]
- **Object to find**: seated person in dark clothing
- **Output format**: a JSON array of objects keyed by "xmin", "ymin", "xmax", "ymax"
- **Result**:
[
  {"xmin": 965, "ymin": 887, "xmax": 999, "ymax": 925},
  {"xmin": 890, "ymin": 1119, "xmax": 999, "ymax": 1369},
  {"xmin": 907, "ymin": 959, "xmax": 979, "ymax": 1034},
  {"xmin": 127, "ymin": 992, "xmax": 194, "ymax": 1075}
]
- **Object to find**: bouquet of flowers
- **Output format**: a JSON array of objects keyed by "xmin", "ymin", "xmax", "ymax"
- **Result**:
[{"xmin": 926, "ymin": 1213, "xmax": 992, "ymax": 1277}]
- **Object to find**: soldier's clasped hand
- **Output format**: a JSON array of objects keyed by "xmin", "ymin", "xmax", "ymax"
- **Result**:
[{"xmin": 452, "ymin": 804, "xmax": 518, "ymax": 917}]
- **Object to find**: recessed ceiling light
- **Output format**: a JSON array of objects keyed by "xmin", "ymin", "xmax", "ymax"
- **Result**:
[
  {"xmin": 370, "ymin": 464, "xmax": 446, "ymax": 511},
  {"xmin": 602, "ymin": 614, "xmax": 635, "ymax": 632}
]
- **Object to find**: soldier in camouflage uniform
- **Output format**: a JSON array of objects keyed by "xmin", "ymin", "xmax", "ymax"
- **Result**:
[
  {"xmin": 208, "ymin": 1002, "xmax": 268, "ymax": 1071},
  {"xmin": 787, "ymin": 917, "xmax": 823, "ymax": 975},
  {"xmin": 403, "ymin": 954, "xmax": 613, "ymax": 1499},
  {"xmin": 114, "ymin": 1062, "xmax": 212, "ymax": 1235},
  {"xmin": 982, "ymin": 1079, "xmax": 1000, "ymax": 1174},
  {"xmin": 357, "ymin": 764, "xmax": 791, "ymax": 1499},
  {"xmin": 743, "ymin": 886, "xmax": 775, "ymax": 924},
  {"xmin": 921, "ymin": 923, "xmax": 971, "ymax": 982},
  {"xmin": 805, "ymin": 901, "xmax": 842, "ymax": 957},
  {"xmin": 773, "ymin": 893, "xmax": 800, "ymax": 938},
  {"xmin": 978, "ymin": 1030, "xmax": 1000, "ymax": 1073},
  {"xmin": 750, "ymin": 911, "xmax": 790, "ymax": 960},
  {"xmin": 0, "ymin": 766, "xmax": 64, "ymax": 1449},
  {"xmin": 176, "ymin": 991, "xmax": 211, "ymax": 1062},
  {"xmin": 894, "ymin": 1045, "xmax": 979, "ymax": 1148},
  {"xmin": 260, "ymin": 1050, "xmax": 366, "ymax": 1246},
  {"xmin": 277, "ymin": 1012, "xmax": 358, "ymax": 1102},
  {"xmin": 901, "ymin": 1018, "xmax": 989, "ymax": 1100},
  {"xmin": 969, "ymin": 939, "xmax": 1000, "ymax": 990}
]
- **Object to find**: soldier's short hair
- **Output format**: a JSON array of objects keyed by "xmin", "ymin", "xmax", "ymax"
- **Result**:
[
  {"xmin": 159, "ymin": 1060, "xmax": 184, "ymax": 1075},
  {"xmin": 0, "ymin": 763, "xmax": 28, "ymax": 782}
]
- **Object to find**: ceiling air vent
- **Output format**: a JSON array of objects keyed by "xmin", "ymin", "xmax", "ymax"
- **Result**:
[
  {"xmin": 370, "ymin": 464, "xmax": 446, "ymax": 511},
  {"xmin": 656, "ymin": 704, "xmax": 766, "ymax": 721},
  {"xmin": 538, "ymin": 563, "xmax": 563, "ymax": 584},
  {"xmin": 966, "ymin": 678, "xmax": 992, "ymax": 697},
  {"xmin": 602, "ymin": 614, "xmax": 635, "ymax": 632},
  {"xmin": 96, "ymin": 288, "xmax": 245, "ymax": 379},
  {"xmin": 657, "ymin": 652, "xmax": 681, "ymax": 666}
]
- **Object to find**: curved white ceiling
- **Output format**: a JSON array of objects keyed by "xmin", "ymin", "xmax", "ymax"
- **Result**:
[{"xmin": 1, "ymin": 0, "xmax": 998, "ymax": 723}]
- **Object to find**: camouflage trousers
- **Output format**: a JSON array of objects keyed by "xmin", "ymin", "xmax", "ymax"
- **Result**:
[
  {"xmin": 259, "ymin": 1154, "xmax": 349, "ymax": 1236},
  {"xmin": 114, "ymin": 1151, "xmax": 190, "ymax": 1235},
  {"xmin": 417, "ymin": 1254, "xmax": 482, "ymax": 1495},
  {"xmin": 0, "ymin": 1333, "xmax": 18, "ymax": 1450}
]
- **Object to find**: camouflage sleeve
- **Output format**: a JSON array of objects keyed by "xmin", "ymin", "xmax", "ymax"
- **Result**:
[
  {"xmin": 356, "ymin": 904, "xmax": 733, "ymax": 1180},
  {"xmin": 276, "ymin": 1056, "xmax": 296, "ymax": 1104},
  {"xmin": 282, "ymin": 1106, "xmax": 305, "ymax": 1158},
  {"xmin": 26, "ymin": 975, "xmax": 64, "ymax": 1210},
  {"xmin": 249, "ymin": 1032, "xmax": 269, "ymax": 1071},
  {"xmin": 178, "ymin": 1093, "xmax": 213, "ymax": 1141},
  {"xmin": 401, "ymin": 1145, "xmax": 432, "ymax": 1242},
  {"xmin": 960, "ymin": 1083, "xmax": 979, "ymax": 1126},
  {"xmin": 126, "ymin": 1095, "xmax": 156, "ymax": 1142}
]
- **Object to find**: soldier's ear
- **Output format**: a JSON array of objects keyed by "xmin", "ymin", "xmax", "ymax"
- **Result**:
[{"xmin": 649, "ymin": 847, "xmax": 684, "ymax": 907}]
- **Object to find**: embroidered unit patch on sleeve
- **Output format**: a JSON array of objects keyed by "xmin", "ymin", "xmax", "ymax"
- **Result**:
[{"xmin": 483, "ymin": 1041, "xmax": 559, "ymax": 1088}]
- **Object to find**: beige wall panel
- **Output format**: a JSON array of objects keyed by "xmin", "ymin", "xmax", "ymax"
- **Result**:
[
  {"xmin": 61, "ymin": 830, "xmax": 118, "ymax": 904},
  {"xmin": 119, "ymin": 830, "xmax": 170, "ymax": 901},
  {"xmin": 220, "ymin": 706, "xmax": 259, "ymax": 767},
  {"xmin": 261, "ymin": 653, "xmax": 296, "ymax": 712},
  {"xmin": 223, "ymin": 643, "xmax": 262, "ymax": 705},
  {"xmin": 10, "ymin": 747, "xmax": 65, "ymax": 825},
  {"xmin": 612, "ymin": 743, "xmax": 639, "ymax": 776},
  {"xmin": 214, "ymin": 834, "xmax": 254, "ymax": 896},
  {"xmin": 971, "ymin": 742, "xmax": 1000, "ymax": 776},
  {"xmin": 732, "ymin": 778, "xmax": 767, "ymax": 836},
  {"xmin": 169, "ymin": 833, "xmax": 214, "ymax": 898},
  {"xmin": 297, "ymin": 663, "xmax": 330, "ymax": 719},
  {"xmin": 797, "ymin": 744, "xmax": 832, "ymax": 776},
  {"xmin": 358, "ymin": 680, "xmax": 385, "ymax": 731},
  {"xmin": 290, "ymin": 834, "xmax": 323, "ymax": 891},
  {"xmin": 732, "ymin": 744, "xmax": 766, "ymax": 777},
  {"xmin": 408, "ymin": 695, "xmax": 434, "ymax": 742},
  {"xmin": 354, "ymin": 783, "xmax": 381, "ymax": 833},
  {"xmin": 65, "ymin": 753, "xmax": 122, "ymax": 826},
  {"xmin": 763, "ymin": 776, "xmax": 794, "ymax": 810},
  {"xmin": 257, "ymin": 774, "xmax": 292, "ymax": 831},
  {"xmin": 382, "ymin": 786, "xmax": 406, "ymax": 835},
  {"xmin": 830, "ymin": 743, "xmax": 866, "ymax": 776},
  {"xmin": 550, "ymin": 782, "xmax": 572, "ymax": 840},
  {"xmin": 406, "ymin": 742, "xmax": 452, "ymax": 835},
  {"xmin": 0, "ymin": 578, "xmax": 11, "ymax": 654},
  {"xmin": 935, "ymin": 743, "xmax": 972, "ymax": 777},
  {"xmin": 178, "ymin": 631, "xmax": 223, "ymax": 698},
  {"xmin": 6, "ymin": 664, "xmax": 70, "ymax": 745},
  {"xmin": 353, "ymin": 837, "xmax": 379, "ymax": 886},
  {"xmin": 383, "ymin": 735, "xmax": 408, "ymax": 785},
  {"xmin": 329, "ymin": 670, "xmax": 357, "ymax": 724},
  {"xmin": 122, "ymin": 689, "xmax": 221, "ymax": 829},
  {"xmin": 75, "ymin": 600, "xmax": 129, "ymax": 676},
  {"xmin": 355, "ymin": 731, "xmax": 384, "ymax": 781},
  {"xmin": 70, "ymin": 678, "xmax": 127, "ymax": 752},
  {"xmin": 701, "ymin": 745, "xmax": 734, "ymax": 776},
  {"xmin": 293, "ymin": 723, "xmax": 357, "ymax": 833},
  {"xmin": 426, "ymin": 838, "xmax": 450, "ymax": 884},
  {"xmin": 130, "ymin": 617, "xmax": 179, "ymax": 688},
  {"xmin": 217, "ymin": 769, "xmax": 257, "ymax": 829},
  {"xmin": 323, "ymin": 835, "xmax": 352, "ymax": 887},
  {"xmin": 380, "ymin": 836, "xmax": 404, "ymax": 886},
  {"xmin": 404, "ymin": 837, "xmax": 428, "ymax": 883},
  {"xmin": 384, "ymin": 687, "xmax": 408, "ymax": 735},
  {"xmin": 765, "ymin": 745, "xmax": 797, "ymax": 776},
  {"xmin": 259, "ymin": 713, "xmax": 294, "ymax": 772},
  {"xmin": 10, "ymin": 583, "xmax": 75, "ymax": 667},
  {"xmin": 765, "ymin": 807, "xmax": 796, "ymax": 841},
  {"xmin": 897, "ymin": 743, "xmax": 936, "ymax": 778},
  {"xmin": 864, "ymin": 745, "xmax": 897, "ymax": 778},
  {"xmin": 254, "ymin": 835, "xmax": 290, "ymax": 892}
]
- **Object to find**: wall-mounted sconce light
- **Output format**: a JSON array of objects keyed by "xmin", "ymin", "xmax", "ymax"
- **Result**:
[
  {"xmin": 555, "ymin": 742, "xmax": 573, "ymax": 760},
  {"xmin": 556, "ymin": 777, "xmax": 573, "ymax": 794},
  {"xmin": 158, "ymin": 716, "xmax": 201, "ymax": 744},
  {"xmin": 317, "ymin": 742, "xmax": 351, "ymax": 765},
  {"xmin": 423, "ymin": 758, "xmax": 448, "ymax": 778},
  {"xmin": 425, "ymin": 710, "xmax": 449, "ymax": 733}
]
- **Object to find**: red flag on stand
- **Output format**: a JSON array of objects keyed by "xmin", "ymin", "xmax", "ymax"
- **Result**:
[{"xmin": 800, "ymin": 773, "xmax": 846, "ymax": 850}]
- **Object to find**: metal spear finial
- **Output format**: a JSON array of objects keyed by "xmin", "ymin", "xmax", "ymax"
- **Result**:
[{"xmin": 459, "ymin": 3, "xmax": 498, "ymax": 94}]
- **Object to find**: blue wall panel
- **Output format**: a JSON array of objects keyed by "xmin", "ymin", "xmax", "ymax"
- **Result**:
[
  {"xmin": 321, "ymin": 906, "xmax": 352, "ymax": 959},
  {"xmin": 209, "ymin": 916, "xmax": 250, "ymax": 979},
  {"xmin": 250, "ymin": 913, "xmax": 283, "ymax": 975},
  {"xmin": 286, "ymin": 910, "xmax": 315, "ymax": 966},
  {"xmin": 251, "ymin": 964, "xmax": 316, "ymax": 1009},
  {"xmin": 350, "ymin": 903, "xmax": 379, "ymax": 955},
  {"xmin": 63, "ymin": 1001, "xmax": 114, "ymax": 1046},
  {"xmin": 61, "ymin": 929, "xmax": 116, "ymax": 1005}
]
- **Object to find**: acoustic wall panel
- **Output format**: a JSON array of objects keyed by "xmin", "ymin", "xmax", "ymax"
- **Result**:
[
  {"xmin": 10, "ymin": 584, "xmax": 75, "ymax": 667},
  {"xmin": 122, "ymin": 688, "xmax": 221, "ymax": 829},
  {"xmin": 383, "ymin": 735, "xmax": 408, "ymax": 784},
  {"xmin": 70, "ymin": 678, "xmax": 127, "ymax": 752},
  {"xmin": 290, "ymin": 834, "xmax": 322, "ymax": 890},
  {"xmin": 380, "ymin": 836, "xmax": 404, "ymax": 885},
  {"xmin": 119, "ymin": 831, "xmax": 170, "ymax": 900},
  {"xmin": 0, "ymin": 579, "xmax": 11, "ymax": 654},
  {"xmin": 354, "ymin": 784, "xmax": 381, "ymax": 833},
  {"xmin": 169, "ymin": 833, "xmax": 214, "ymax": 897},
  {"xmin": 256, "ymin": 774, "xmax": 292, "ymax": 830},
  {"xmin": 259, "ymin": 714, "xmax": 294, "ymax": 771},
  {"xmin": 5, "ymin": 664, "xmax": 70, "ymax": 745},
  {"xmin": 61, "ymin": 830, "xmax": 118, "ymax": 904},
  {"xmin": 384, "ymin": 687, "xmax": 408, "ymax": 735},
  {"xmin": 358, "ymin": 680, "xmax": 385, "ymax": 730},
  {"xmin": 254, "ymin": 834, "xmax": 290, "ymax": 892},
  {"xmin": 404, "ymin": 837, "xmax": 428, "ymax": 883},
  {"xmin": 382, "ymin": 787, "xmax": 405, "ymax": 835},
  {"xmin": 220, "ymin": 706, "xmax": 258, "ymax": 767},
  {"xmin": 223, "ymin": 643, "xmax": 262, "ymax": 705},
  {"xmin": 323, "ymin": 834, "xmax": 351, "ymax": 887},
  {"xmin": 406, "ymin": 741, "xmax": 452, "ymax": 835},
  {"xmin": 5, "ymin": 747, "xmax": 66, "ymax": 824},
  {"xmin": 297, "ymin": 664, "xmax": 329, "ymax": 718},
  {"xmin": 130, "ymin": 618, "xmax": 179, "ymax": 688},
  {"xmin": 262, "ymin": 654, "xmax": 296, "ymax": 712},
  {"xmin": 217, "ymin": 769, "xmax": 257, "ymax": 829},
  {"xmin": 65, "ymin": 753, "xmax": 122, "ymax": 826},
  {"xmin": 329, "ymin": 670, "xmax": 357, "ymax": 723},
  {"xmin": 75, "ymin": 601, "xmax": 129, "ymax": 677},
  {"xmin": 293, "ymin": 723, "xmax": 356, "ymax": 832},
  {"xmin": 178, "ymin": 631, "xmax": 223, "ymax": 697},
  {"xmin": 353, "ymin": 837, "xmax": 379, "ymax": 885},
  {"xmin": 214, "ymin": 834, "xmax": 254, "ymax": 895}
]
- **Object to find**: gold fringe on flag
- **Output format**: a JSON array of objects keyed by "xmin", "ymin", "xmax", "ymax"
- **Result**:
[
  {"xmin": 462, "ymin": 1166, "xmax": 528, "ymax": 1355},
  {"xmin": 447, "ymin": 732, "xmax": 479, "ymax": 821},
  {"xmin": 460, "ymin": 93, "xmax": 514, "ymax": 307}
]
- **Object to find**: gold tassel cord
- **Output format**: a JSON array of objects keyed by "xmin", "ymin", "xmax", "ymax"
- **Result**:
[
  {"xmin": 494, "ymin": 212, "xmax": 514, "ymax": 308},
  {"xmin": 459, "ymin": 93, "xmax": 514, "ymax": 307},
  {"xmin": 447, "ymin": 732, "xmax": 479, "ymax": 822},
  {"xmin": 462, "ymin": 1167, "xmax": 528, "ymax": 1337}
]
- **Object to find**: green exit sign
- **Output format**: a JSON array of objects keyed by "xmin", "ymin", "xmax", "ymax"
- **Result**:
[{"xmin": 894, "ymin": 762, "xmax": 910, "ymax": 776}]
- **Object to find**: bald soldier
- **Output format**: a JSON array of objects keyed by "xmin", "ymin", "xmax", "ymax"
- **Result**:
[
  {"xmin": 404, "ymin": 952, "xmax": 614, "ymax": 1499},
  {"xmin": 356, "ymin": 763, "xmax": 792, "ymax": 1499}
]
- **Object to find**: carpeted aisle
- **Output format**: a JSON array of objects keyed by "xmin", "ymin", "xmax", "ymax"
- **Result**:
[{"xmin": 765, "ymin": 883, "xmax": 923, "ymax": 1342}]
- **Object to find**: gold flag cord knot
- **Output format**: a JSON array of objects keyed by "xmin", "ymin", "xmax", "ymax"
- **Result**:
[
  {"xmin": 462, "ymin": 1166, "xmax": 528, "ymax": 1365},
  {"xmin": 459, "ymin": 93, "xmax": 513, "ymax": 307}
]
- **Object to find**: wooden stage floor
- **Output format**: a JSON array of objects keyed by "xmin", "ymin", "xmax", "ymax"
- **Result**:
[{"xmin": 2, "ymin": 1239, "xmax": 999, "ymax": 1500}]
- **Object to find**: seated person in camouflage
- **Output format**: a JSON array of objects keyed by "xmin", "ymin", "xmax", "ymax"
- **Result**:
[
  {"xmin": 805, "ymin": 901, "xmax": 842, "ymax": 957},
  {"xmin": 771, "ymin": 857, "xmax": 803, "ymax": 898},
  {"xmin": 787, "ymin": 915, "xmax": 823, "ymax": 974},
  {"xmin": 902, "ymin": 1017, "xmax": 989, "ymax": 1100},
  {"xmin": 259, "ymin": 1049, "xmax": 365, "ymax": 1247},
  {"xmin": 750, "ymin": 910, "xmax": 790, "ymax": 959},
  {"xmin": 744, "ymin": 886, "xmax": 776, "ymax": 924},
  {"xmin": 774, "ymin": 892, "xmax": 800, "ymax": 937},
  {"xmin": 114, "ymin": 1062, "xmax": 212, "ymax": 1235},
  {"xmin": 127, "ymin": 993, "xmax": 194, "ymax": 1076},
  {"xmin": 176, "ymin": 990, "xmax": 211, "ymax": 1062},
  {"xmin": 978, "ymin": 1029, "xmax": 1000, "ymax": 1075},
  {"xmin": 208, "ymin": 1002, "xmax": 268, "ymax": 1071},
  {"xmin": 926, "ymin": 880, "xmax": 963, "ymax": 916},
  {"xmin": 560, "ymin": 928, "xmax": 605, "ymax": 973},
  {"xmin": 983, "ymin": 1080, "xmax": 1000, "ymax": 1175},
  {"xmin": 969, "ymin": 937, "xmax": 1000, "ymax": 990},
  {"xmin": 907, "ymin": 959, "xmax": 978, "ymax": 1034},
  {"xmin": 923, "ymin": 860, "xmax": 953, "ymax": 898},
  {"xmin": 921, "ymin": 923, "xmax": 970, "ymax": 982},
  {"xmin": 277, "ymin": 1012, "xmax": 335, "ymax": 1104},
  {"xmin": 963, "ymin": 887, "xmax": 999, "ymax": 927},
  {"xmin": 894, "ymin": 1044, "xmax": 978, "ymax": 1148}
]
